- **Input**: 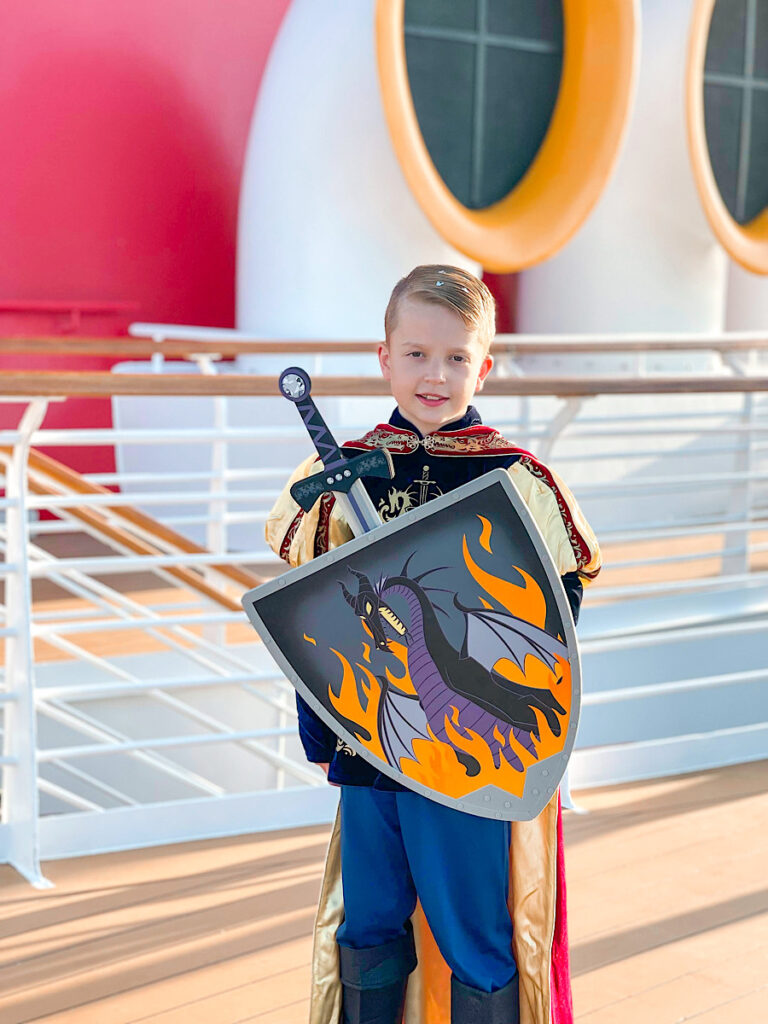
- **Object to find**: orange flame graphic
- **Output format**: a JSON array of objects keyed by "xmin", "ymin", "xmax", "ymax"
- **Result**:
[
  {"xmin": 327, "ymin": 648, "xmax": 386, "ymax": 762},
  {"xmin": 465, "ymin": 515, "xmax": 572, "ymax": 762},
  {"xmin": 463, "ymin": 516, "xmax": 547, "ymax": 628},
  {"xmin": 400, "ymin": 714, "xmax": 534, "ymax": 799},
  {"xmin": 319, "ymin": 515, "xmax": 570, "ymax": 795}
]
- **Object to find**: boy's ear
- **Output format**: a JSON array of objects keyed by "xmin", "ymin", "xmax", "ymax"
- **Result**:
[
  {"xmin": 474, "ymin": 353, "xmax": 494, "ymax": 392},
  {"xmin": 378, "ymin": 342, "xmax": 392, "ymax": 380}
]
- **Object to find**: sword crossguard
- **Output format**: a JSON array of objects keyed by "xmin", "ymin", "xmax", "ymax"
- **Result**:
[{"xmin": 279, "ymin": 366, "xmax": 394, "ymax": 513}]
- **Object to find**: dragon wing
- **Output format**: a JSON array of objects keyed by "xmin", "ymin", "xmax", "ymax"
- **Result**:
[
  {"xmin": 458, "ymin": 602, "xmax": 568, "ymax": 675},
  {"xmin": 378, "ymin": 682, "xmax": 431, "ymax": 769}
]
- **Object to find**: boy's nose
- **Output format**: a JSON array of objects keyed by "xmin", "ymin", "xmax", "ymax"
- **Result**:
[{"xmin": 423, "ymin": 364, "xmax": 446, "ymax": 383}]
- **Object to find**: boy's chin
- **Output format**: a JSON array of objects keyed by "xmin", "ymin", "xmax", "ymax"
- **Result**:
[{"xmin": 402, "ymin": 401, "xmax": 464, "ymax": 433}]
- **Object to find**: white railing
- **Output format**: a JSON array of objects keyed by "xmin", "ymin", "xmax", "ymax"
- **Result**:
[{"xmin": 0, "ymin": 334, "xmax": 766, "ymax": 884}]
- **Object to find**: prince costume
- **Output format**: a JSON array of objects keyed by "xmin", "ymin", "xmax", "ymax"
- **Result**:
[{"xmin": 266, "ymin": 407, "xmax": 601, "ymax": 1024}]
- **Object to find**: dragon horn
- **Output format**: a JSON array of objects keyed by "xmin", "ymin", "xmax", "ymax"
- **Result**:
[
  {"xmin": 348, "ymin": 567, "xmax": 374, "ymax": 588},
  {"xmin": 413, "ymin": 565, "xmax": 450, "ymax": 583},
  {"xmin": 338, "ymin": 581, "xmax": 357, "ymax": 608},
  {"xmin": 400, "ymin": 551, "xmax": 417, "ymax": 577}
]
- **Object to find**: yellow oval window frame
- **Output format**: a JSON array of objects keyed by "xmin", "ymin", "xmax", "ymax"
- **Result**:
[
  {"xmin": 687, "ymin": 0, "xmax": 768, "ymax": 274},
  {"xmin": 376, "ymin": 0, "xmax": 638, "ymax": 272}
]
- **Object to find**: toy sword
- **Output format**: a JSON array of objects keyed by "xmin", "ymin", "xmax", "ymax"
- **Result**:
[{"xmin": 278, "ymin": 367, "xmax": 394, "ymax": 535}]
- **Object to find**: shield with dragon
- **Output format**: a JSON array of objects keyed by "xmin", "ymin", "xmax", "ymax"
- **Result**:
[{"xmin": 243, "ymin": 469, "xmax": 580, "ymax": 821}]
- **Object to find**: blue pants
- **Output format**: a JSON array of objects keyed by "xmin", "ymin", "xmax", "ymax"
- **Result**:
[{"xmin": 336, "ymin": 786, "xmax": 517, "ymax": 993}]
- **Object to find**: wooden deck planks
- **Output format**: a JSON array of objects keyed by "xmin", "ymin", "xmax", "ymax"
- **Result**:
[
  {"xmin": 0, "ymin": 828, "xmax": 325, "ymax": 1023},
  {"xmin": 0, "ymin": 763, "xmax": 764, "ymax": 1023},
  {"xmin": 567, "ymin": 762, "xmax": 768, "ymax": 1021}
]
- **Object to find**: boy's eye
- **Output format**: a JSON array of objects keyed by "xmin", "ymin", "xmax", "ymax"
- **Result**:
[
  {"xmin": 451, "ymin": 355, "xmax": 465, "ymax": 363},
  {"xmin": 408, "ymin": 351, "xmax": 423, "ymax": 358}
]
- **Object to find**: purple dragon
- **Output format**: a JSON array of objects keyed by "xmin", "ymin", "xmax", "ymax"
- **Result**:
[{"xmin": 340, "ymin": 562, "xmax": 568, "ymax": 776}]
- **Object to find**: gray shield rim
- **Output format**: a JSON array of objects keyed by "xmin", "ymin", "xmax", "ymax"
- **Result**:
[{"xmin": 242, "ymin": 468, "xmax": 581, "ymax": 821}]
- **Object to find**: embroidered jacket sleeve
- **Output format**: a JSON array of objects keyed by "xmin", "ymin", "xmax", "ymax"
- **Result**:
[
  {"xmin": 506, "ymin": 456, "xmax": 602, "ymax": 583},
  {"xmin": 265, "ymin": 455, "xmax": 354, "ymax": 568}
]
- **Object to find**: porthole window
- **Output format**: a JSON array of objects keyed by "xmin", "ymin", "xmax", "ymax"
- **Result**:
[
  {"xmin": 704, "ymin": 0, "xmax": 768, "ymax": 223},
  {"xmin": 688, "ymin": 0, "xmax": 768, "ymax": 273},
  {"xmin": 376, "ymin": 0, "xmax": 637, "ymax": 271},
  {"xmin": 404, "ymin": 0, "xmax": 563, "ymax": 210}
]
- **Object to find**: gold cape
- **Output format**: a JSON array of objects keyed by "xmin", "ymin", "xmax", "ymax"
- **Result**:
[{"xmin": 308, "ymin": 795, "xmax": 562, "ymax": 1024}]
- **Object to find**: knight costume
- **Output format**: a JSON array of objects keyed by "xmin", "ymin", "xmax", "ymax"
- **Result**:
[{"xmin": 266, "ymin": 406, "xmax": 601, "ymax": 1024}]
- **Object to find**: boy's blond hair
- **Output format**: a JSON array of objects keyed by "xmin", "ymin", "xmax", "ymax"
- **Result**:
[{"xmin": 384, "ymin": 265, "xmax": 496, "ymax": 353}]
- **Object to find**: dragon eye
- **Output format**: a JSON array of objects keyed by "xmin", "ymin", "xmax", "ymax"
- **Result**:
[{"xmin": 365, "ymin": 601, "xmax": 373, "ymax": 614}]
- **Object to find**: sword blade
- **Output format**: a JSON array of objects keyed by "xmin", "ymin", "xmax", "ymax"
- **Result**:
[{"xmin": 337, "ymin": 480, "xmax": 381, "ymax": 537}]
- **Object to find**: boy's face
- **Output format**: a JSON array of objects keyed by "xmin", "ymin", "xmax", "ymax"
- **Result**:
[{"xmin": 378, "ymin": 297, "xmax": 493, "ymax": 436}]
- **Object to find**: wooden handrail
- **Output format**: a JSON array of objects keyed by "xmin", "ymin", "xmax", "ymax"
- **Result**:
[
  {"xmin": 1, "ymin": 371, "xmax": 768, "ymax": 397},
  {"xmin": 0, "ymin": 337, "xmax": 378, "ymax": 357},
  {"xmin": 2, "ymin": 333, "xmax": 768, "ymax": 358},
  {"xmin": 0, "ymin": 447, "xmax": 263, "ymax": 611},
  {"xmin": 127, "ymin": 324, "xmax": 768, "ymax": 353}
]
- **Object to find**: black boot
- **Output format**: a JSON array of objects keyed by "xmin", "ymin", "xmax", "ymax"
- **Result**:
[
  {"xmin": 450, "ymin": 972, "xmax": 520, "ymax": 1024},
  {"xmin": 339, "ymin": 922, "xmax": 417, "ymax": 1024}
]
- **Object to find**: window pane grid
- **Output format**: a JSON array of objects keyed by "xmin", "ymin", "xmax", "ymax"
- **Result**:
[
  {"xmin": 404, "ymin": 0, "xmax": 562, "ymax": 210},
  {"xmin": 471, "ymin": 0, "xmax": 489, "ymax": 208},
  {"xmin": 704, "ymin": 0, "xmax": 768, "ymax": 223},
  {"xmin": 704, "ymin": 72, "xmax": 768, "ymax": 88},
  {"xmin": 404, "ymin": 24, "xmax": 561, "ymax": 56}
]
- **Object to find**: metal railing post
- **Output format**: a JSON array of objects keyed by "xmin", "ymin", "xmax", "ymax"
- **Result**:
[
  {"xmin": 194, "ymin": 355, "xmax": 229, "ymax": 648},
  {"xmin": 2, "ymin": 399, "xmax": 53, "ymax": 887},
  {"xmin": 722, "ymin": 350, "xmax": 757, "ymax": 575}
]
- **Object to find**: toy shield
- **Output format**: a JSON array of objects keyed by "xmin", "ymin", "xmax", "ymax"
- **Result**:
[{"xmin": 243, "ymin": 469, "xmax": 580, "ymax": 821}]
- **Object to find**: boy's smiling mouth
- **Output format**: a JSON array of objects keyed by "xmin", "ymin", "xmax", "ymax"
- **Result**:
[{"xmin": 416, "ymin": 393, "xmax": 449, "ymax": 407}]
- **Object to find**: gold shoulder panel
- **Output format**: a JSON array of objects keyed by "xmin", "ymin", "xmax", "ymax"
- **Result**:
[{"xmin": 507, "ymin": 461, "xmax": 601, "ymax": 581}]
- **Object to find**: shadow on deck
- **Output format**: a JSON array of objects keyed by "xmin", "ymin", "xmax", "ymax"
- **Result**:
[{"xmin": 0, "ymin": 760, "xmax": 765, "ymax": 1023}]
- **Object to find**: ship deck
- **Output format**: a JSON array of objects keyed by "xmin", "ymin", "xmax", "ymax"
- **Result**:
[{"xmin": 0, "ymin": 759, "xmax": 764, "ymax": 1024}]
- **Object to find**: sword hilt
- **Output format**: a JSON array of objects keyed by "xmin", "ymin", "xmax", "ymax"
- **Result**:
[
  {"xmin": 279, "ymin": 367, "xmax": 347, "ymax": 472},
  {"xmin": 279, "ymin": 366, "xmax": 394, "ymax": 515}
]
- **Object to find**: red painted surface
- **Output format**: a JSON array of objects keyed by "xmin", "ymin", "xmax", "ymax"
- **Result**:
[
  {"xmin": 1, "ymin": 2, "xmax": 518, "ymax": 481},
  {"xmin": 0, "ymin": 0, "xmax": 291, "ymax": 472},
  {"xmin": 482, "ymin": 273, "xmax": 518, "ymax": 335}
]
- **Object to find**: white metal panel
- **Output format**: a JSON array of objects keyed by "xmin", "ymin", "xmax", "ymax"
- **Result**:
[
  {"xmin": 516, "ymin": 0, "xmax": 728, "ymax": 334},
  {"xmin": 38, "ymin": 787, "xmax": 339, "ymax": 861},
  {"xmin": 236, "ymin": 0, "xmax": 476, "ymax": 342}
]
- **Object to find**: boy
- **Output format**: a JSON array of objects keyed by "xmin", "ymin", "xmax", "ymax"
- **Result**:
[{"xmin": 266, "ymin": 266, "xmax": 601, "ymax": 1024}]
